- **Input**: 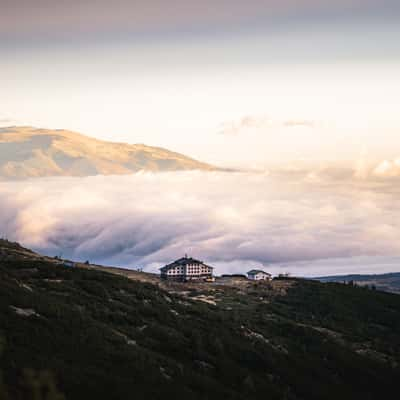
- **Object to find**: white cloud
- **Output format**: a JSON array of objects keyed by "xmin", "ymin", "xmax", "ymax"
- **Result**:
[
  {"xmin": 218, "ymin": 115, "xmax": 317, "ymax": 135},
  {"xmin": 1, "ymin": 171, "xmax": 400, "ymax": 276},
  {"xmin": 0, "ymin": 117, "xmax": 13, "ymax": 126},
  {"xmin": 0, "ymin": 115, "xmax": 23, "ymax": 127},
  {"xmin": 282, "ymin": 120, "xmax": 315, "ymax": 128},
  {"xmin": 373, "ymin": 158, "xmax": 400, "ymax": 178},
  {"xmin": 218, "ymin": 116, "xmax": 272, "ymax": 135},
  {"xmin": 351, "ymin": 155, "xmax": 400, "ymax": 180}
]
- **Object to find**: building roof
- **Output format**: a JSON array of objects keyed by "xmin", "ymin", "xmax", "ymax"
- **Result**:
[
  {"xmin": 247, "ymin": 269, "xmax": 271, "ymax": 276},
  {"xmin": 160, "ymin": 256, "xmax": 213, "ymax": 272}
]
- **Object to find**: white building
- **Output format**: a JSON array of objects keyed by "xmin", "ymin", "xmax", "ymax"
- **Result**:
[
  {"xmin": 160, "ymin": 256, "xmax": 213, "ymax": 281},
  {"xmin": 63, "ymin": 260, "xmax": 75, "ymax": 268},
  {"xmin": 247, "ymin": 269, "xmax": 272, "ymax": 281}
]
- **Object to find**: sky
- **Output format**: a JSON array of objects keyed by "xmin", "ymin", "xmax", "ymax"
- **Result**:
[
  {"xmin": 1, "ymin": 1, "xmax": 400, "ymax": 275},
  {"xmin": 1, "ymin": 0, "xmax": 400, "ymax": 167}
]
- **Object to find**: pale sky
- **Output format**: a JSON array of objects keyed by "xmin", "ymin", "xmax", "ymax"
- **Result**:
[
  {"xmin": 1, "ymin": 0, "xmax": 400, "ymax": 167},
  {"xmin": 1, "ymin": 1, "xmax": 400, "ymax": 273}
]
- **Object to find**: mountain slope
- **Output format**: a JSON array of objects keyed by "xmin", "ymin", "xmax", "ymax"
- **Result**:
[
  {"xmin": 1, "ymin": 241, "xmax": 400, "ymax": 399},
  {"xmin": 0, "ymin": 126, "xmax": 217, "ymax": 179}
]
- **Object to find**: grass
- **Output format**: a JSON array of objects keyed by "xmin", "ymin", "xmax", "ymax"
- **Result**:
[{"xmin": 1, "ymin": 256, "xmax": 400, "ymax": 399}]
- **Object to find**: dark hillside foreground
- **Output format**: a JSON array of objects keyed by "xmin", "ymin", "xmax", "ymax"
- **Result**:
[{"xmin": 1, "ymin": 242, "xmax": 400, "ymax": 399}]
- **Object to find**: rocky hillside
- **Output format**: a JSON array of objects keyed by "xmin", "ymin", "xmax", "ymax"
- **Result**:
[
  {"xmin": 0, "ymin": 127, "xmax": 217, "ymax": 179},
  {"xmin": 1, "ymin": 241, "xmax": 400, "ymax": 399}
]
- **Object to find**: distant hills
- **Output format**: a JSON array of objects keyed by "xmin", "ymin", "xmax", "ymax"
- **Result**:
[
  {"xmin": 315, "ymin": 272, "xmax": 400, "ymax": 294},
  {"xmin": 0, "ymin": 126, "xmax": 217, "ymax": 179}
]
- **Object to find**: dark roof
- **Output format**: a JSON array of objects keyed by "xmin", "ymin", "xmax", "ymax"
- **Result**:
[
  {"xmin": 160, "ymin": 257, "xmax": 213, "ymax": 271},
  {"xmin": 247, "ymin": 269, "xmax": 271, "ymax": 276}
]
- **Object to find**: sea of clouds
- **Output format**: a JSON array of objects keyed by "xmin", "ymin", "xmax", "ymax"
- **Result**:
[{"xmin": 1, "ymin": 170, "xmax": 400, "ymax": 277}]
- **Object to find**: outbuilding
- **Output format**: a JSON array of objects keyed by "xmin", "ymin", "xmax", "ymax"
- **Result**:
[
  {"xmin": 247, "ymin": 269, "xmax": 272, "ymax": 281},
  {"xmin": 63, "ymin": 260, "xmax": 75, "ymax": 268}
]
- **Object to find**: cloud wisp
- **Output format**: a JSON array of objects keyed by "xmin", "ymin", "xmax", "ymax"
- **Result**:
[
  {"xmin": 1, "ymin": 171, "xmax": 400, "ymax": 276},
  {"xmin": 218, "ymin": 116, "xmax": 317, "ymax": 136}
]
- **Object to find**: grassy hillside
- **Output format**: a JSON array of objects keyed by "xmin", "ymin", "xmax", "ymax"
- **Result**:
[
  {"xmin": 0, "ymin": 127, "xmax": 217, "ymax": 179},
  {"xmin": 1, "ymin": 245, "xmax": 400, "ymax": 399}
]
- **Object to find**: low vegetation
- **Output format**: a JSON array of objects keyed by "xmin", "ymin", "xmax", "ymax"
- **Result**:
[{"xmin": 1, "ymin": 243, "xmax": 400, "ymax": 399}]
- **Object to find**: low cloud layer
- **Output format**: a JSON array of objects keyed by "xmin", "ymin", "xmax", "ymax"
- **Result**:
[{"xmin": 1, "ymin": 171, "xmax": 400, "ymax": 276}]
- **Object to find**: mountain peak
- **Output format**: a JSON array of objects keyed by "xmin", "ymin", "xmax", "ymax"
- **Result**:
[{"xmin": 0, "ymin": 126, "xmax": 217, "ymax": 179}]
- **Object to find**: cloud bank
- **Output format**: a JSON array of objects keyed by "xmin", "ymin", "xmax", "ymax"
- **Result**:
[{"xmin": 1, "ymin": 171, "xmax": 400, "ymax": 276}]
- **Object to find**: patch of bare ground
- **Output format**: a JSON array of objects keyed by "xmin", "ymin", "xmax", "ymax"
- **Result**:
[
  {"xmin": 10, "ymin": 306, "xmax": 40, "ymax": 318},
  {"xmin": 17, "ymin": 282, "xmax": 34, "ymax": 291},
  {"xmin": 296, "ymin": 323, "xmax": 347, "ymax": 345},
  {"xmin": 112, "ymin": 329, "xmax": 137, "ymax": 346},
  {"xmin": 161, "ymin": 277, "xmax": 295, "ymax": 298},
  {"xmin": 242, "ymin": 326, "xmax": 289, "ymax": 354},
  {"xmin": 190, "ymin": 295, "xmax": 218, "ymax": 306},
  {"xmin": 354, "ymin": 348, "xmax": 398, "ymax": 366},
  {"xmin": 296, "ymin": 322, "xmax": 398, "ymax": 366}
]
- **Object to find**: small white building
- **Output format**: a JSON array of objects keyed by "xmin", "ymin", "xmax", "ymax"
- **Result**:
[
  {"xmin": 63, "ymin": 260, "xmax": 75, "ymax": 268},
  {"xmin": 247, "ymin": 269, "xmax": 272, "ymax": 281},
  {"xmin": 160, "ymin": 256, "xmax": 213, "ymax": 281}
]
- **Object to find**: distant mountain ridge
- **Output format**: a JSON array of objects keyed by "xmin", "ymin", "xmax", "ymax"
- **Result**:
[
  {"xmin": 315, "ymin": 272, "xmax": 400, "ymax": 294},
  {"xmin": 0, "ymin": 126, "xmax": 217, "ymax": 179}
]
